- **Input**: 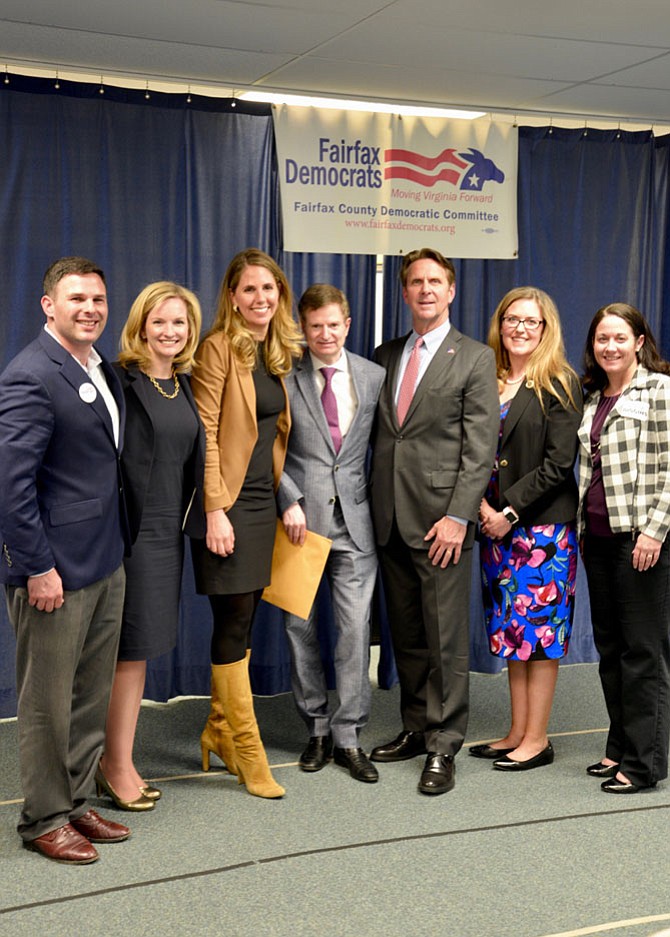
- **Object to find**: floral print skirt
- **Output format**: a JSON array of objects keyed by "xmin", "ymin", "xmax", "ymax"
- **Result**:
[{"xmin": 480, "ymin": 523, "xmax": 578, "ymax": 661}]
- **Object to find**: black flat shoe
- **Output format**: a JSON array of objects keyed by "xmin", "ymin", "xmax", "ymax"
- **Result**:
[
  {"xmin": 586, "ymin": 761, "xmax": 619, "ymax": 778},
  {"xmin": 601, "ymin": 777, "xmax": 656, "ymax": 794},
  {"xmin": 493, "ymin": 742, "xmax": 554, "ymax": 772},
  {"xmin": 469, "ymin": 743, "xmax": 514, "ymax": 760}
]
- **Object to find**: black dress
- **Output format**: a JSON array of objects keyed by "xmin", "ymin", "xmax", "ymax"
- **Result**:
[
  {"xmin": 119, "ymin": 374, "xmax": 200, "ymax": 660},
  {"xmin": 193, "ymin": 356, "xmax": 284, "ymax": 594}
]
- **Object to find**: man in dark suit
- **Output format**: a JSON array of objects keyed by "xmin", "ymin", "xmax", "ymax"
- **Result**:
[
  {"xmin": 278, "ymin": 284, "xmax": 385, "ymax": 782},
  {"xmin": 0, "ymin": 257, "xmax": 131, "ymax": 862},
  {"xmin": 369, "ymin": 248, "xmax": 499, "ymax": 795}
]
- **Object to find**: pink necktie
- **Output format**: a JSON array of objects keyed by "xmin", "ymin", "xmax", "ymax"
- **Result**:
[
  {"xmin": 396, "ymin": 336, "xmax": 424, "ymax": 425},
  {"xmin": 321, "ymin": 367, "xmax": 342, "ymax": 452}
]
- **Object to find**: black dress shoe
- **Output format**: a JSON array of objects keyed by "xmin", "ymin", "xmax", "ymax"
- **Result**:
[
  {"xmin": 299, "ymin": 736, "xmax": 333, "ymax": 772},
  {"xmin": 601, "ymin": 777, "xmax": 656, "ymax": 794},
  {"xmin": 333, "ymin": 747, "xmax": 379, "ymax": 783},
  {"xmin": 370, "ymin": 730, "xmax": 426, "ymax": 763},
  {"xmin": 418, "ymin": 753, "xmax": 455, "ymax": 795},
  {"xmin": 469, "ymin": 743, "xmax": 514, "ymax": 760},
  {"xmin": 419, "ymin": 752, "xmax": 456, "ymax": 794},
  {"xmin": 493, "ymin": 742, "xmax": 554, "ymax": 771},
  {"xmin": 586, "ymin": 761, "xmax": 619, "ymax": 778}
]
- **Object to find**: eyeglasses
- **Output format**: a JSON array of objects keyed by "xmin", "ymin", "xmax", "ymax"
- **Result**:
[{"xmin": 501, "ymin": 316, "xmax": 545, "ymax": 332}]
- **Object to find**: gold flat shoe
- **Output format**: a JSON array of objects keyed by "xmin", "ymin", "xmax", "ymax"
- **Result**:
[
  {"xmin": 140, "ymin": 783, "xmax": 162, "ymax": 801},
  {"xmin": 95, "ymin": 766, "xmax": 155, "ymax": 811}
]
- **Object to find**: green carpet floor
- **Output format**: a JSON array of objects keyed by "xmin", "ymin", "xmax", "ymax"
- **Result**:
[{"xmin": 2, "ymin": 663, "xmax": 670, "ymax": 937}]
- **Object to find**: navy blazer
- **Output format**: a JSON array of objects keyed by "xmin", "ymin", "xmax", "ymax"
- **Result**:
[
  {"xmin": 114, "ymin": 364, "xmax": 206, "ymax": 544},
  {"xmin": 0, "ymin": 330, "xmax": 128, "ymax": 591}
]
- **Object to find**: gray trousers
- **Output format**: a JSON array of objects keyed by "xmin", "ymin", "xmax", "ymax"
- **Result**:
[
  {"xmin": 7, "ymin": 565, "xmax": 125, "ymax": 841},
  {"xmin": 284, "ymin": 504, "xmax": 376, "ymax": 749}
]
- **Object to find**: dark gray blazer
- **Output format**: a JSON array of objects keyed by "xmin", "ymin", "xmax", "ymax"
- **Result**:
[{"xmin": 370, "ymin": 325, "xmax": 499, "ymax": 550}]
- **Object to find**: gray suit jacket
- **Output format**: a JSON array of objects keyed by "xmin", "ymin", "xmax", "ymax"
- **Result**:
[
  {"xmin": 370, "ymin": 325, "xmax": 499, "ymax": 550},
  {"xmin": 278, "ymin": 350, "xmax": 385, "ymax": 553}
]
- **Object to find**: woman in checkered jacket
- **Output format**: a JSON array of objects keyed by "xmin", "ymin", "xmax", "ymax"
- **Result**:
[{"xmin": 578, "ymin": 302, "xmax": 670, "ymax": 795}]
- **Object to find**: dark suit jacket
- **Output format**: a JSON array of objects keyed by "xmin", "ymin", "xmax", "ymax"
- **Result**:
[
  {"xmin": 0, "ymin": 330, "xmax": 128, "ymax": 591},
  {"xmin": 370, "ymin": 325, "xmax": 499, "ymax": 550},
  {"xmin": 113, "ymin": 365, "xmax": 206, "ymax": 544},
  {"xmin": 495, "ymin": 378, "xmax": 583, "ymax": 525}
]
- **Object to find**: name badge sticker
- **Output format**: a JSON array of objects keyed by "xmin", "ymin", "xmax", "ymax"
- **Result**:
[
  {"xmin": 618, "ymin": 399, "xmax": 649, "ymax": 421},
  {"xmin": 79, "ymin": 382, "xmax": 98, "ymax": 404}
]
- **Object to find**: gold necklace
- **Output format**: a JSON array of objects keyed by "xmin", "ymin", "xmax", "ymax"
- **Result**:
[{"xmin": 145, "ymin": 371, "xmax": 180, "ymax": 399}]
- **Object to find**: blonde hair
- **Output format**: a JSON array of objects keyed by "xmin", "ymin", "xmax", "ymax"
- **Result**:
[
  {"xmin": 208, "ymin": 249, "xmax": 302, "ymax": 376},
  {"xmin": 487, "ymin": 286, "xmax": 579, "ymax": 411},
  {"xmin": 118, "ymin": 281, "xmax": 202, "ymax": 374}
]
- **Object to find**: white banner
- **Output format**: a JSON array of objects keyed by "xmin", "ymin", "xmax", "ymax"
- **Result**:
[{"xmin": 272, "ymin": 106, "xmax": 518, "ymax": 258}]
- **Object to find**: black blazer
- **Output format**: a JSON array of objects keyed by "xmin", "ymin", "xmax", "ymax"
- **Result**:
[
  {"xmin": 114, "ymin": 364, "xmax": 206, "ymax": 544},
  {"xmin": 495, "ymin": 377, "xmax": 583, "ymax": 526}
]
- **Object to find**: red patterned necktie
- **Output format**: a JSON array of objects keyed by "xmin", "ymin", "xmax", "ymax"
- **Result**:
[
  {"xmin": 396, "ymin": 336, "xmax": 424, "ymax": 425},
  {"xmin": 320, "ymin": 367, "xmax": 342, "ymax": 452}
]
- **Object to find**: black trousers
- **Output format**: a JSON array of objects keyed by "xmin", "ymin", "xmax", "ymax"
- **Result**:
[
  {"xmin": 583, "ymin": 533, "xmax": 670, "ymax": 786},
  {"xmin": 379, "ymin": 520, "xmax": 472, "ymax": 757}
]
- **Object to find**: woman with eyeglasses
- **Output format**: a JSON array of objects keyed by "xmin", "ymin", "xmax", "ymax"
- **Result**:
[
  {"xmin": 470, "ymin": 287, "xmax": 582, "ymax": 771},
  {"xmin": 578, "ymin": 303, "xmax": 670, "ymax": 793}
]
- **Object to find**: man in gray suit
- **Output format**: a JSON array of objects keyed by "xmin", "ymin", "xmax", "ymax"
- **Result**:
[
  {"xmin": 369, "ymin": 248, "xmax": 499, "ymax": 795},
  {"xmin": 279, "ymin": 284, "xmax": 385, "ymax": 783}
]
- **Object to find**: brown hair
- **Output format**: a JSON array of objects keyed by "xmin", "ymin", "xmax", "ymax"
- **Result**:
[
  {"xmin": 298, "ymin": 283, "xmax": 350, "ymax": 322},
  {"xmin": 582, "ymin": 302, "xmax": 670, "ymax": 391},
  {"xmin": 43, "ymin": 257, "xmax": 105, "ymax": 295},
  {"xmin": 399, "ymin": 248, "xmax": 455, "ymax": 288}
]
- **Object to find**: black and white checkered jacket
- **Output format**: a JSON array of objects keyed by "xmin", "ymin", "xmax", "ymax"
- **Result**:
[{"xmin": 577, "ymin": 365, "xmax": 670, "ymax": 541}]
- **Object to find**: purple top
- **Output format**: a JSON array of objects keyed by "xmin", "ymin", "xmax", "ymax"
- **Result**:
[{"xmin": 585, "ymin": 393, "xmax": 620, "ymax": 537}]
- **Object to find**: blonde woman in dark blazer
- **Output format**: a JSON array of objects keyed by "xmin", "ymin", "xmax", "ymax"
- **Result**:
[
  {"xmin": 578, "ymin": 303, "xmax": 670, "ymax": 794},
  {"xmin": 190, "ymin": 249, "xmax": 302, "ymax": 799},
  {"xmin": 471, "ymin": 287, "xmax": 582, "ymax": 771},
  {"xmin": 98, "ymin": 282, "xmax": 205, "ymax": 811}
]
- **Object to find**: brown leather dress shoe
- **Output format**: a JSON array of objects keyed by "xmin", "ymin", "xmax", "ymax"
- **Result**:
[
  {"xmin": 71, "ymin": 809, "xmax": 131, "ymax": 843},
  {"xmin": 24, "ymin": 824, "xmax": 99, "ymax": 864}
]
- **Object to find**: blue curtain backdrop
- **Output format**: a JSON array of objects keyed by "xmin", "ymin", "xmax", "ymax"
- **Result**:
[{"xmin": 1, "ymin": 75, "xmax": 669, "ymax": 716}]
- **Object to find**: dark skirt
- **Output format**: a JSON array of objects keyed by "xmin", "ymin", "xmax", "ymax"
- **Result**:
[
  {"xmin": 191, "ymin": 495, "xmax": 277, "ymax": 594},
  {"xmin": 119, "ymin": 513, "xmax": 184, "ymax": 660}
]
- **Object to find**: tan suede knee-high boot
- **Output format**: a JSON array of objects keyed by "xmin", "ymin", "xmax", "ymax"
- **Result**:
[
  {"xmin": 212, "ymin": 656, "xmax": 285, "ymax": 799},
  {"xmin": 200, "ymin": 669, "xmax": 238, "ymax": 775}
]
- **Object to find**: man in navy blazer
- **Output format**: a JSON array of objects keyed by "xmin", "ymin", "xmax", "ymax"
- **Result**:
[
  {"xmin": 278, "ymin": 284, "xmax": 385, "ymax": 783},
  {"xmin": 369, "ymin": 249, "xmax": 499, "ymax": 795},
  {"xmin": 0, "ymin": 257, "xmax": 131, "ymax": 863}
]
